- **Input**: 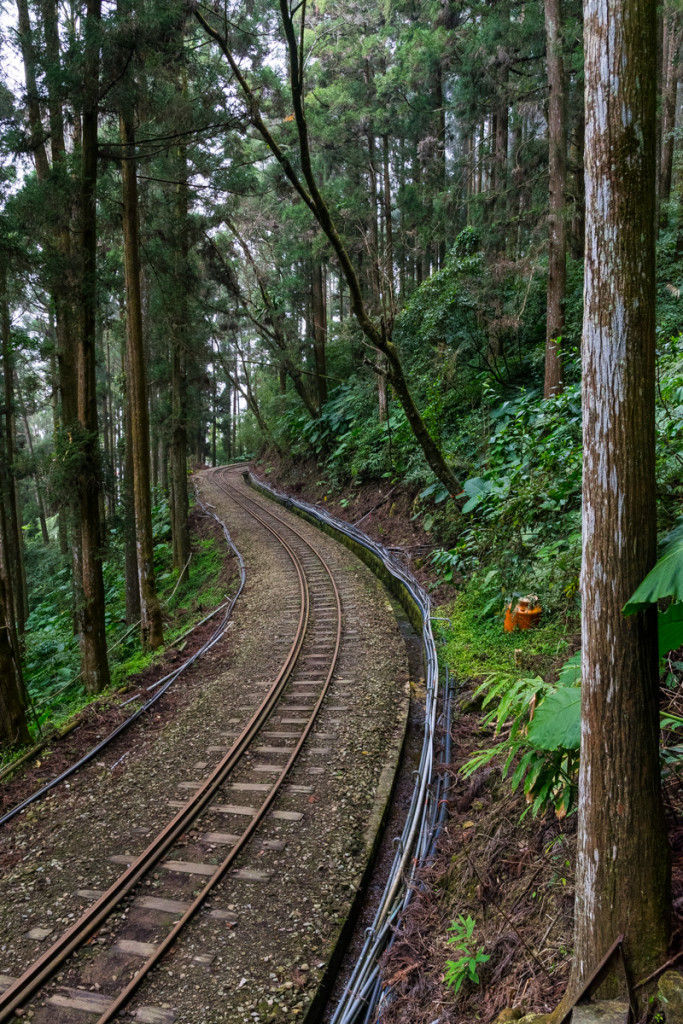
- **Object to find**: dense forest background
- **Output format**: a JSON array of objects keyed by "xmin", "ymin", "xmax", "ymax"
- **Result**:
[{"xmin": 0, "ymin": 0, "xmax": 681, "ymax": 748}]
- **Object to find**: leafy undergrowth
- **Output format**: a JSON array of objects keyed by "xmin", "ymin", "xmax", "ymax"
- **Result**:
[
  {"xmin": 11, "ymin": 501, "xmax": 230, "ymax": 760},
  {"xmin": 437, "ymin": 572, "xmax": 575, "ymax": 684},
  {"xmin": 380, "ymin": 687, "xmax": 575, "ymax": 1024}
]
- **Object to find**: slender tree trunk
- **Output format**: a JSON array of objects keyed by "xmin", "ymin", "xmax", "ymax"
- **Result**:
[
  {"xmin": 565, "ymin": 0, "xmax": 670, "ymax": 1002},
  {"xmin": 49, "ymin": 344, "xmax": 69, "ymax": 555},
  {"xmin": 659, "ymin": 10, "xmax": 680, "ymax": 212},
  {"xmin": 15, "ymin": 0, "xmax": 50, "ymax": 179},
  {"xmin": 366, "ymin": 130, "xmax": 382, "ymax": 310},
  {"xmin": 232, "ymin": 371, "xmax": 237, "ymax": 454},
  {"xmin": 495, "ymin": 67, "xmax": 509, "ymax": 238},
  {"xmin": 224, "ymin": 377, "xmax": 232, "ymax": 459},
  {"xmin": 41, "ymin": 0, "xmax": 66, "ymax": 166},
  {"xmin": 432, "ymin": 61, "xmax": 447, "ymax": 264},
  {"xmin": 170, "ymin": 151, "xmax": 191, "ymax": 572},
  {"xmin": 77, "ymin": 0, "xmax": 110, "ymax": 694},
  {"xmin": 0, "ymin": 569, "xmax": 29, "ymax": 749},
  {"xmin": 123, "ymin": 348, "xmax": 140, "ymax": 626},
  {"xmin": 570, "ymin": 101, "xmax": 586, "ymax": 259},
  {"xmin": 17, "ymin": 383, "xmax": 49, "ymax": 544},
  {"xmin": 544, "ymin": 0, "xmax": 567, "ymax": 397},
  {"xmin": 311, "ymin": 257, "xmax": 327, "ymax": 411},
  {"xmin": 120, "ymin": 110, "xmax": 164, "ymax": 651},
  {"xmin": 382, "ymin": 134, "xmax": 394, "ymax": 306},
  {"xmin": 0, "ymin": 263, "xmax": 27, "ymax": 635}
]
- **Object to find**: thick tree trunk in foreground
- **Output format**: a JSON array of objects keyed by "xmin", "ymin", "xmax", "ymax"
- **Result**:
[
  {"xmin": 120, "ymin": 111, "xmax": 164, "ymax": 651},
  {"xmin": 569, "ymin": 0, "xmax": 670, "ymax": 999},
  {"xmin": 544, "ymin": 0, "xmax": 567, "ymax": 398},
  {"xmin": 77, "ymin": 0, "xmax": 110, "ymax": 694}
]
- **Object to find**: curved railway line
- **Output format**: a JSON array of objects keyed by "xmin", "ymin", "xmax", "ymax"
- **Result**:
[
  {"xmin": 0, "ymin": 467, "xmax": 357, "ymax": 1022},
  {"xmin": 0, "ymin": 465, "xmax": 442, "ymax": 1024}
]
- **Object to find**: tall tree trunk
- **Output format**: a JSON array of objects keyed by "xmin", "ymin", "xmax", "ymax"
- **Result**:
[
  {"xmin": 543, "ymin": 0, "xmax": 567, "ymax": 397},
  {"xmin": 0, "ymin": 568, "xmax": 29, "ymax": 749},
  {"xmin": 311, "ymin": 257, "xmax": 327, "ymax": 411},
  {"xmin": 570, "ymin": 101, "xmax": 586, "ymax": 259},
  {"xmin": 433, "ymin": 61, "xmax": 447, "ymax": 264},
  {"xmin": 123, "ymin": 347, "xmax": 140, "ymax": 626},
  {"xmin": 15, "ymin": 0, "xmax": 50, "ymax": 179},
  {"xmin": 0, "ymin": 263, "xmax": 27, "ymax": 635},
  {"xmin": 49, "ymin": 343, "xmax": 69, "ymax": 555},
  {"xmin": 77, "ymin": 0, "xmax": 110, "ymax": 694},
  {"xmin": 565, "ymin": 0, "xmax": 670, "ymax": 1002},
  {"xmin": 41, "ymin": 0, "xmax": 66, "ymax": 165},
  {"xmin": 120, "ymin": 110, "xmax": 164, "ymax": 651},
  {"xmin": 17, "ymin": 381, "xmax": 49, "ymax": 544},
  {"xmin": 170, "ymin": 148, "xmax": 191, "ymax": 572},
  {"xmin": 495, "ymin": 67, "xmax": 510, "ymax": 237},
  {"xmin": 382, "ymin": 134, "xmax": 395, "ymax": 310},
  {"xmin": 659, "ymin": 9, "xmax": 680, "ymax": 213}
]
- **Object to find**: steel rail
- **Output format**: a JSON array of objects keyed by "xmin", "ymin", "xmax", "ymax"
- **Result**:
[
  {"xmin": 95, "ymin": 465, "xmax": 344, "ymax": 1022},
  {"xmin": 0, "ymin": 472, "xmax": 315, "ymax": 1022},
  {"xmin": 243, "ymin": 472, "xmax": 444, "ymax": 1024}
]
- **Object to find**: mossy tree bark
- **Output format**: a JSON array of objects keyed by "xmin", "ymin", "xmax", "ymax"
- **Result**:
[{"xmin": 568, "ymin": 0, "xmax": 670, "ymax": 1001}]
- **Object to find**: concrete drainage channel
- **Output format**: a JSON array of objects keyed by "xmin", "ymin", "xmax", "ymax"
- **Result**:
[{"xmin": 245, "ymin": 471, "xmax": 453, "ymax": 1024}]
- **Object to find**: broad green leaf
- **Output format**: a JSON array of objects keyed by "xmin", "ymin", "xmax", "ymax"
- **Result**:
[
  {"xmin": 658, "ymin": 601, "xmax": 683, "ymax": 656},
  {"xmin": 527, "ymin": 687, "xmax": 581, "ymax": 751},
  {"xmin": 462, "ymin": 476, "xmax": 492, "ymax": 498},
  {"xmin": 624, "ymin": 522, "xmax": 683, "ymax": 614},
  {"xmin": 460, "ymin": 476, "xmax": 492, "ymax": 512},
  {"xmin": 511, "ymin": 749, "xmax": 536, "ymax": 790},
  {"xmin": 557, "ymin": 651, "xmax": 581, "ymax": 687}
]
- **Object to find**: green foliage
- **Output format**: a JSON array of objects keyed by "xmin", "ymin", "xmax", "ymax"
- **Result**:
[
  {"xmin": 460, "ymin": 668, "xmax": 579, "ymax": 820},
  {"xmin": 22, "ymin": 501, "xmax": 227, "ymax": 733},
  {"xmin": 625, "ymin": 520, "xmax": 683, "ymax": 613},
  {"xmin": 526, "ymin": 687, "xmax": 581, "ymax": 751},
  {"xmin": 444, "ymin": 915, "xmax": 490, "ymax": 993},
  {"xmin": 658, "ymin": 602, "xmax": 683, "ymax": 657}
]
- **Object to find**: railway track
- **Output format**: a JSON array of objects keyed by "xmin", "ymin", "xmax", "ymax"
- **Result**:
[{"xmin": 0, "ymin": 466, "xmax": 358, "ymax": 1023}]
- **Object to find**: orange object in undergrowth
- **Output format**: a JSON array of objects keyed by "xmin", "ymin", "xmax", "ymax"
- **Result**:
[{"xmin": 504, "ymin": 596, "xmax": 542, "ymax": 632}]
